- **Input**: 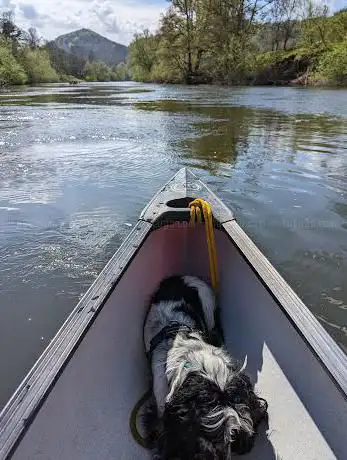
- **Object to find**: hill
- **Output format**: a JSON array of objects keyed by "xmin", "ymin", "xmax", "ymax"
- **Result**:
[
  {"xmin": 54, "ymin": 29, "xmax": 128, "ymax": 66},
  {"xmin": 46, "ymin": 42, "xmax": 86, "ymax": 78}
]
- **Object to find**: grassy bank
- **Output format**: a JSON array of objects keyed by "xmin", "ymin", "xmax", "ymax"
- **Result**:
[{"xmin": 252, "ymin": 41, "xmax": 347, "ymax": 87}]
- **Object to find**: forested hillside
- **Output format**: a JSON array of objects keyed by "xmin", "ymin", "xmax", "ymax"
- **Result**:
[
  {"xmin": 54, "ymin": 29, "xmax": 128, "ymax": 67},
  {"xmin": 1, "ymin": 3, "xmax": 346, "ymax": 87},
  {"xmin": 0, "ymin": 12, "xmax": 128, "ymax": 86},
  {"xmin": 128, "ymin": 0, "xmax": 347, "ymax": 86}
]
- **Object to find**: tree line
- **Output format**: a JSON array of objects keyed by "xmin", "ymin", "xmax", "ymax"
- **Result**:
[
  {"xmin": 0, "ymin": 11, "xmax": 128, "ymax": 86},
  {"xmin": 127, "ymin": 0, "xmax": 347, "ymax": 86}
]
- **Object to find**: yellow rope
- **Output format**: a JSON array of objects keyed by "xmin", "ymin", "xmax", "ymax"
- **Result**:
[
  {"xmin": 130, "ymin": 199, "xmax": 219, "ymax": 449},
  {"xmin": 189, "ymin": 199, "xmax": 219, "ymax": 292}
]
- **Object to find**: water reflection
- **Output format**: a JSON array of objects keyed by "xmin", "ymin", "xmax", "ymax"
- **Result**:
[
  {"xmin": 135, "ymin": 99, "xmax": 347, "ymax": 182},
  {"xmin": 0, "ymin": 84, "xmax": 154, "ymax": 107}
]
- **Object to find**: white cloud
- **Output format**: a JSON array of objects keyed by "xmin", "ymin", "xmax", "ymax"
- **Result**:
[
  {"xmin": 20, "ymin": 3, "xmax": 39, "ymax": 19},
  {"xmin": 0, "ymin": 0, "xmax": 166, "ymax": 45},
  {"xmin": 1, "ymin": 0, "xmax": 343, "ymax": 45}
]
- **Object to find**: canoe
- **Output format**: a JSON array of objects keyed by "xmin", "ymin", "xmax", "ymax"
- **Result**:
[{"xmin": 0, "ymin": 168, "xmax": 346, "ymax": 460}]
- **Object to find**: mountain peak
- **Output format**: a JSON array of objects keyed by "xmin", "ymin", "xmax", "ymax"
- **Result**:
[{"xmin": 54, "ymin": 29, "xmax": 128, "ymax": 66}]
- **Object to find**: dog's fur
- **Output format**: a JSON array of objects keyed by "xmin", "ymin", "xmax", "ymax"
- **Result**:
[{"xmin": 143, "ymin": 275, "xmax": 268, "ymax": 459}]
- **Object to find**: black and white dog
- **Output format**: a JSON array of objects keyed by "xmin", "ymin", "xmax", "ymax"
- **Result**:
[{"xmin": 143, "ymin": 275, "xmax": 268, "ymax": 459}]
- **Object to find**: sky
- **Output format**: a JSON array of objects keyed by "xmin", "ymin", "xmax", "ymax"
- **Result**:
[
  {"xmin": 0, "ymin": 0, "xmax": 167, "ymax": 45},
  {"xmin": 0, "ymin": 0, "xmax": 345, "ymax": 46}
]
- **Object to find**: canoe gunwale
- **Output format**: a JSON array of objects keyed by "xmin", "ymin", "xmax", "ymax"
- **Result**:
[
  {"xmin": 0, "ymin": 168, "xmax": 237, "ymax": 459},
  {"xmin": 222, "ymin": 220, "xmax": 347, "ymax": 399},
  {"xmin": 0, "ymin": 220, "xmax": 152, "ymax": 460},
  {"xmin": 0, "ymin": 167, "xmax": 346, "ymax": 459}
]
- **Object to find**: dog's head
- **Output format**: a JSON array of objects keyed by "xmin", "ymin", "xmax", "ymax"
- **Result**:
[{"xmin": 161, "ymin": 338, "xmax": 267, "ymax": 459}]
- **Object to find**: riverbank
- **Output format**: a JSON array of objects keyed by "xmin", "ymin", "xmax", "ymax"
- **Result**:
[
  {"xmin": 128, "ymin": 5, "xmax": 347, "ymax": 88},
  {"xmin": 250, "ymin": 44, "xmax": 347, "ymax": 87},
  {"xmin": 128, "ymin": 44, "xmax": 347, "ymax": 88}
]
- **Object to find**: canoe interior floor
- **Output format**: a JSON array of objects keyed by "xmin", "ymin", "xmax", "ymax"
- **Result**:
[{"xmin": 11, "ymin": 226, "xmax": 347, "ymax": 460}]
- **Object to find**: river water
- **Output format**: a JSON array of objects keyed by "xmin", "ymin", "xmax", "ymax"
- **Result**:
[{"xmin": 0, "ymin": 82, "xmax": 346, "ymax": 408}]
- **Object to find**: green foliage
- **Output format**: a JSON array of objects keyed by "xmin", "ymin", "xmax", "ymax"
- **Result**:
[
  {"xmin": 253, "ymin": 50, "xmax": 289, "ymax": 72},
  {"xmin": 327, "ymin": 11, "xmax": 347, "ymax": 43},
  {"xmin": 0, "ymin": 9, "xmax": 127, "ymax": 86},
  {"xmin": 110, "ymin": 62, "xmax": 128, "ymax": 81},
  {"xmin": 0, "ymin": 11, "xmax": 22, "ymax": 42},
  {"xmin": 128, "ymin": 0, "xmax": 298, "ymax": 84},
  {"xmin": 128, "ymin": 0, "xmax": 347, "ymax": 86},
  {"xmin": 0, "ymin": 39, "xmax": 27, "ymax": 85},
  {"xmin": 128, "ymin": 30, "xmax": 159, "ymax": 81},
  {"xmin": 19, "ymin": 48, "xmax": 59, "ymax": 84},
  {"xmin": 83, "ymin": 60, "xmax": 124, "ymax": 82},
  {"xmin": 0, "ymin": 3, "xmax": 346, "ymax": 87},
  {"xmin": 252, "ymin": 47, "xmax": 314, "ymax": 72},
  {"xmin": 300, "ymin": 8, "xmax": 347, "ymax": 49},
  {"xmin": 315, "ymin": 41, "xmax": 347, "ymax": 85}
]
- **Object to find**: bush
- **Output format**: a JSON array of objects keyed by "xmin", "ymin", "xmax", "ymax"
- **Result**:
[
  {"xmin": 0, "ymin": 39, "xmax": 27, "ymax": 85},
  {"xmin": 111, "ymin": 62, "xmax": 127, "ymax": 81},
  {"xmin": 316, "ymin": 42, "xmax": 347, "ymax": 85},
  {"xmin": 252, "ymin": 49, "xmax": 306, "ymax": 72},
  {"xmin": 84, "ymin": 60, "xmax": 112, "ymax": 82},
  {"xmin": 19, "ymin": 48, "xmax": 59, "ymax": 83}
]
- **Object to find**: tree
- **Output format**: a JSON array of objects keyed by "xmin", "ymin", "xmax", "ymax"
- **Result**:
[
  {"xmin": 84, "ymin": 60, "xmax": 96, "ymax": 80},
  {"xmin": 116, "ymin": 62, "xmax": 127, "ymax": 80},
  {"xmin": 0, "ymin": 38, "xmax": 27, "ymax": 85},
  {"xmin": 0, "ymin": 11, "xmax": 22, "ymax": 41},
  {"xmin": 128, "ymin": 30, "xmax": 159, "ymax": 81},
  {"xmin": 128, "ymin": 0, "xmax": 277, "ymax": 83},
  {"xmin": 127, "ymin": 0, "xmax": 347, "ymax": 85},
  {"xmin": 84, "ymin": 60, "xmax": 112, "ymax": 81},
  {"xmin": 172, "ymin": 0, "xmax": 195, "ymax": 76},
  {"xmin": 27, "ymin": 28, "xmax": 41, "ymax": 48},
  {"xmin": 19, "ymin": 48, "xmax": 59, "ymax": 83},
  {"xmin": 326, "ymin": 9, "xmax": 347, "ymax": 44},
  {"xmin": 110, "ymin": 62, "xmax": 128, "ymax": 81},
  {"xmin": 96, "ymin": 61, "xmax": 111, "ymax": 81},
  {"xmin": 268, "ymin": 0, "xmax": 302, "ymax": 51},
  {"xmin": 159, "ymin": 1, "xmax": 208, "ymax": 81},
  {"xmin": 316, "ymin": 41, "xmax": 347, "ymax": 85},
  {"xmin": 300, "ymin": 0, "xmax": 330, "ymax": 49}
]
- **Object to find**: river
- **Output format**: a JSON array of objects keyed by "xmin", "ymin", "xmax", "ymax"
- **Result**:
[{"xmin": 0, "ymin": 82, "xmax": 346, "ymax": 409}]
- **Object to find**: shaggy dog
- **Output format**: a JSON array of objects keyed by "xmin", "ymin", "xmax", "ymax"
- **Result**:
[{"xmin": 143, "ymin": 275, "xmax": 268, "ymax": 459}]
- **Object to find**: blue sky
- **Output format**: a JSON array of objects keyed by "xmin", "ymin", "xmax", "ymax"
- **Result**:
[
  {"xmin": 334, "ymin": 0, "xmax": 346, "ymax": 10},
  {"xmin": 0, "ymin": 0, "xmax": 345, "ymax": 45}
]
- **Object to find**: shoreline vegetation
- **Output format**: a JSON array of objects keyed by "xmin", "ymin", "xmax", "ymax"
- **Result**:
[
  {"xmin": 127, "ymin": 1, "xmax": 347, "ymax": 87},
  {"xmin": 0, "ymin": 3, "xmax": 346, "ymax": 89},
  {"xmin": 0, "ymin": 12, "xmax": 128, "ymax": 88}
]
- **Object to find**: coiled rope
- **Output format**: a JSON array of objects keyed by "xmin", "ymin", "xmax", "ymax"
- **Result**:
[{"xmin": 189, "ymin": 198, "xmax": 219, "ymax": 292}]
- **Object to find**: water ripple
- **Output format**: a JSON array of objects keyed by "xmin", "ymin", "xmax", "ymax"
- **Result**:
[{"xmin": 0, "ymin": 82, "xmax": 346, "ymax": 409}]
